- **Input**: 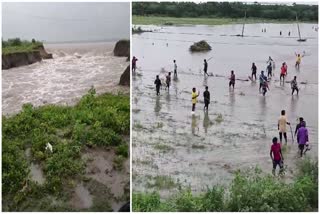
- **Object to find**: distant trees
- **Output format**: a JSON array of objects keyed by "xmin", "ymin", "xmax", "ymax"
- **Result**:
[{"xmin": 132, "ymin": 2, "xmax": 318, "ymax": 21}]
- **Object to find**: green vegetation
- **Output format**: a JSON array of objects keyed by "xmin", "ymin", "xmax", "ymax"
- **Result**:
[
  {"xmin": 133, "ymin": 158, "xmax": 318, "ymax": 212},
  {"xmin": 2, "ymin": 88, "xmax": 129, "ymax": 211},
  {"xmin": 133, "ymin": 2, "xmax": 318, "ymax": 23},
  {"xmin": 190, "ymin": 40, "xmax": 212, "ymax": 52},
  {"xmin": 146, "ymin": 175, "xmax": 178, "ymax": 189},
  {"xmin": 2, "ymin": 38, "xmax": 43, "ymax": 55},
  {"xmin": 154, "ymin": 143, "xmax": 174, "ymax": 152}
]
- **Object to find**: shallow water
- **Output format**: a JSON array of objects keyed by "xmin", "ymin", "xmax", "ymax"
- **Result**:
[
  {"xmin": 132, "ymin": 23, "xmax": 318, "ymax": 195},
  {"xmin": 2, "ymin": 42, "xmax": 129, "ymax": 115}
]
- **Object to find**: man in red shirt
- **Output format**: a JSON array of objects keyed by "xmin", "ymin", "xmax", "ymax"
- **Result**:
[
  {"xmin": 270, "ymin": 137, "xmax": 284, "ymax": 175},
  {"xmin": 280, "ymin": 62, "xmax": 287, "ymax": 84}
]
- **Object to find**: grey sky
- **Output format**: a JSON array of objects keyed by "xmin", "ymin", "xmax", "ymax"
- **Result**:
[{"xmin": 2, "ymin": 2, "xmax": 130, "ymax": 43}]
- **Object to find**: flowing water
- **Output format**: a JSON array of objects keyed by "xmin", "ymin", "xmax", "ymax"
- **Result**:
[
  {"xmin": 132, "ymin": 23, "xmax": 318, "ymax": 196},
  {"xmin": 2, "ymin": 42, "xmax": 129, "ymax": 115}
]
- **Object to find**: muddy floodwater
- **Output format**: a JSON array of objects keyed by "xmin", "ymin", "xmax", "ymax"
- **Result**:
[
  {"xmin": 132, "ymin": 23, "xmax": 318, "ymax": 196},
  {"xmin": 2, "ymin": 42, "xmax": 129, "ymax": 115}
]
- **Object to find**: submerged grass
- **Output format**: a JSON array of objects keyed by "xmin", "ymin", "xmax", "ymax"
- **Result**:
[
  {"xmin": 2, "ymin": 87, "xmax": 129, "ymax": 211},
  {"xmin": 146, "ymin": 175, "xmax": 178, "ymax": 190},
  {"xmin": 133, "ymin": 158, "xmax": 318, "ymax": 212},
  {"xmin": 133, "ymin": 15, "xmax": 300, "ymax": 26}
]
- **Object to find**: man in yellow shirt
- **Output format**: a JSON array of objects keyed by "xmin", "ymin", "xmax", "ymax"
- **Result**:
[
  {"xmin": 192, "ymin": 87, "xmax": 200, "ymax": 113},
  {"xmin": 295, "ymin": 52, "xmax": 304, "ymax": 69},
  {"xmin": 278, "ymin": 110, "xmax": 291, "ymax": 144}
]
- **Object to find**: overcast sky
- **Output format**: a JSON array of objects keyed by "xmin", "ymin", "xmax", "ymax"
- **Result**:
[{"xmin": 2, "ymin": 2, "xmax": 130, "ymax": 43}]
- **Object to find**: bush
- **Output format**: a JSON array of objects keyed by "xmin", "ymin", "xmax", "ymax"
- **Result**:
[{"xmin": 190, "ymin": 40, "xmax": 212, "ymax": 52}]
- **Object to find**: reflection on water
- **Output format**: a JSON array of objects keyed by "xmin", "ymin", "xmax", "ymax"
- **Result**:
[
  {"xmin": 154, "ymin": 96, "xmax": 161, "ymax": 115},
  {"xmin": 203, "ymin": 111, "xmax": 210, "ymax": 134}
]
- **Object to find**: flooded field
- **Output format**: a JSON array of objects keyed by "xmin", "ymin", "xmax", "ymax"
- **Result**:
[
  {"xmin": 132, "ymin": 23, "xmax": 318, "ymax": 196},
  {"xmin": 2, "ymin": 42, "xmax": 129, "ymax": 115}
]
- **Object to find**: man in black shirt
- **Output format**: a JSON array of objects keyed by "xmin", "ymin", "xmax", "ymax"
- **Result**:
[
  {"xmin": 204, "ymin": 59, "xmax": 208, "ymax": 76},
  {"xmin": 203, "ymin": 86, "xmax": 210, "ymax": 111},
  {"xmin": 154, "ymin": 75, "xmax": 162, "ymax": 96}
]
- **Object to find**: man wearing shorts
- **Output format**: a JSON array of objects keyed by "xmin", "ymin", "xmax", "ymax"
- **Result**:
[
  {"xmin": 203, "ymin": 86, "xmax": 210, "ymax": 111},
  {"xmin": 280, "ymin": 62, "xmax": 287, "ymax": 84},
  {"xmin": 278, "ymin": 110, "xmax": 290, "ymax": 144},
  {"xmin": 270, "ymin": 137, "xmax": 284, "ymax": 175}
]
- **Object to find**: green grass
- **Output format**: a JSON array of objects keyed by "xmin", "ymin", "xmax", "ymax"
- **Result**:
[
  {"xmin": 146, "ymin": 175, "xmax": 178, "ymax": 190},
  {"xmin": 133, "ymin": 15, "xmax": 303, "ymax": 26},
  {"xmin": 2, "ymin": 38, "xmax": 43, "ymax": 55},
  {"xmin": 154, "ymin": 143, "xmax": 174, "ymax": 152},
  {"xmin": 133, "ymin": 158, "xmax": 318, "ymax": 212},
  {"xmin": 2, "ymin": 87, "xmax": 129, "ymax": 211}
]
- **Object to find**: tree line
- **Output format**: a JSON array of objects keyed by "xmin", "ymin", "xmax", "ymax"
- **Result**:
[{"xmin": 132, "ymin": 2, "xmax": 318, "ymax": 21}]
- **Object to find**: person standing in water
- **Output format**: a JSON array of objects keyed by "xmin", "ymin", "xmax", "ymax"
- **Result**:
[
  {"xmin": 270, "ymin": 137, "xmax": 284, "ymax": 176},
  {"xmin": 259, "ymin": 70, "xmax": 267, "ymax": 93},
  {"xmin": 251, "ymin": 62, "xmax": 257, "ymax": 80},
  {"xmin": 267, "ymin": 62, "xmax": 273, "ymax": 78},
  {"xmin": 288, "ymin": 31, "xmax": 291, "ymax": 36},
  {"xmin": 297, "ymin": 122, "xmax": 309, "ymax": 157},
  {"xmin": 229, "ymin": 70, "xmax": 235, "ymax": 89},
  {"xmin": 165, "ymin": 72, "xmax": 171, "ymax": 91},
  {"xmin": 154, "ymin": 75, "xmax": 162, "ymax": 96},
  {"xmin": 173, "ymin": 60, "xmax": 178, "ymax": 77},
  {"xmin": 291, "ymin": 76, "xmax": 299, "ymax": 95},
  {"xmin": 280, "ymin": 31, "xmax": 282, "ymax": 36},
  {"xmin": 203, "ymin": 59, "xmax": 208, "ymax": 76},
  {"xmin": 192, "ymin": 87, "xmax": 200, "ymax": 113},
  {"xmin": 280, "ymin": 62, "xmax": 287, "ymax": 84},
  {"xmin": 203, "ymin": 86, "xmax": 210, "ymax": 111},
  {"xmin": 295, "ymin": 117, "xmax": 306, "ymax": 142},
  {"xmin": 132, "ymin": 56, "xmax": 138, "ymax": 73},
  {"xmin": 278, "ymin": 110, "xmax": 290, "ymax": 144},
  {"xmin": 295, "ymin": 52, "xmax": 304, "ymax": 69}
]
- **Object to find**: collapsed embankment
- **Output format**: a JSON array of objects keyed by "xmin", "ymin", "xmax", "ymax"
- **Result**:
[{"xmin": 2, "ymin": 45, "xmax": 53, "ymax": 70}]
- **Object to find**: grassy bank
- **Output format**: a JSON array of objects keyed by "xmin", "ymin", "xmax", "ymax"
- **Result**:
[
  {"xmin": 2, "ymin": 88, "xmax": 130, "ymax": 211},
  {"xmin": 133, "ymin": 158, "xmax": 318, "ymax": 212},
  {"xmin": 133, "ymin": 15, "xmax": 313, "ymax": 26},
  {"xmin": 2, "ymin": 38, "xmax": 43, "ymax": 55}
]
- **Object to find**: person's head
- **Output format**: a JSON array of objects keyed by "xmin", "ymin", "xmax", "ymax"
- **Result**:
[
  {"xmin": 231, "ymin": 70, "xmax": 234, "ymax": 74},
  {"xmin": 282, "ymin": 62, "xmax": 285, "ymax": 66},
  {"xmin": 192, "ymin": 87, "xmax": 196, "ymax": 92},
  {"xmin": 261, "ymin": 70, "xmax": 264, "ymax": 74},
  {"xmin": 294, "ymin": 76, "xmax": 297, "ymax": 80},
  {"xmin": 281, "ymin": 110, "xmax": 285, "ymax": 116},
  {"xmin": 205, "ymin": 86, "xmax": 208, "ymax": 91},
  {"xmin": 204, "ymin": 59, "xmax": 207, "ymax": 62},
  {"xmin": 174, "ymin": 60, "xmax": 176, "ymax": 63},
  {"xmin": 169, "ymin": 72, "xmax": 171, "ymax": 76},
  {"xmin": 269, "ymin": 62, "xmax": 272, "ymax": 66},
  {"xmin": 299, "ymin": 117, "xmax": 304, "ymax": 123},
  {"xmin": 156, "ymin": 75, "xmax": 159, "ymax": 79},
  {"xmin": 133, "ymin": 56, "xmax": 136, "ymax": 59},
  {"xmin": 272, "ymin": 137, "xmax": 278, "ymax": 144},
  {"xmin": 252, "ymin": 62, "xmax": 255, "ymax": 66},
  {"xmin": 298, "ymin": 54, "xmax": 300, "ymax": 57},
  {"xmin": 269, "ymin": 56, "xmax": 271, "ymax": 59}
]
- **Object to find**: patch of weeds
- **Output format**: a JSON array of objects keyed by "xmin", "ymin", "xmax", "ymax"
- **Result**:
[
  {"xmin": 191, "ymin": 144, "xmax": 206, "ymax": 149},
  {"xmin": 154, "ymin": 144, "xmax": 174, "ymax": 152},
  {"xmin": 147, "ymin": 175, "xmax": 177, "ymax": 189},
  {"xmin": 113, "ymin": 155, "xmax": 126, "ymax": 171},
  {"xmin": 115, "ymin": 144, "xmax": 128, "ymax": 158},
  {"xmin": 215, "ymin": 114, "xmax": 223, "ymax": 123},
  {"xmin": 134, "ymin": 122, "xmax": 144, "ymax": 129},
  {"xmin": 156, "ymin": 122, "xmax": 163, "ymax": 128}
]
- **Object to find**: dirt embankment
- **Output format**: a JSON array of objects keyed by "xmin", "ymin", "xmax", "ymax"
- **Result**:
[
  {"xmin": 2, "ymin": 45, "xmax": 53, "ymax": 70},
  {"xmin": 119, "ymin": 65, "xmax": 130, "ymax": 86}
]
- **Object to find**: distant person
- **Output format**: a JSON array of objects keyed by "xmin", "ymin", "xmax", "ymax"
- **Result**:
[
  {"xmin": 154, "ymin": 75, "xmax": 162, "ymax": 96},
  {"xmin": 295, "ymin": 117, "xmax": 306, "ymax": 142},
  {"xmin": 266, "ymin": 56, "xmax": 275, "ymax": 70},
  {"xmin": 229, "ymin": 70, "xmax": 235, "ymax": 89},
  {"xmin": 259, "ymin": 70, "xmax": 267, "ymax": 93},
  {"xmin": 280, "ymin": 31, "xmax": 282, "ymax": 36},
  {"xmin": 203, "ymin": 59, "xmax": 208, "ymax": 76},
  {"xmin": 267, "ymin": 62, "xmax": 273, "ymax": 78},
  {"xmin": 280, "ymin": 62, "xmax": 287, "ymax": 84},
  {"xmin": 173, "ymin": 60, "xmax": 177, "ymax": 77},
  {"xmin": 295, "ymin": 52, "xmax": 304, "ymax": 69},
  {"xmin": 165, "ymin": 72, "xmax": 171, "ymax": 90},
  {"xmin": 288, "ymin": 31, "xmax": 291, "ymax": 36},
  {"xmin": 251, "ymin": 62, "xmax": 257, "ymax": 80},
  {"xmin": 278, "ymin": 110, "xmax": 290, "ymax": 144},
  {"xmin": 291, "ymin": 76, "xmax": 299, "ymax": 95},
  {"xmin": 203, "ymin": 86, "xmax": 210, "ymax": 111},
  {"xmin": 297, "ymin": 122, "xmax": 309, "ymax": 157},
  {"xmin": 132, "ymin": 56, "xmax": 138, "ymax": 73},
  {"xmin": 191, "ymin": 87, "xmax": 200, "ymax": 113},
  {"xmin": 270, "ymin": 137, "xmax": 284, "ymax": 176},
  {"xmin": 264, "ymin": 28, "xmax": 266, "ymax": 32}
]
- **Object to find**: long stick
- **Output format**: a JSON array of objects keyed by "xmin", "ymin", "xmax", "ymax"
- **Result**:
[
  {"xmin": 241, "ymin": 11, "xmax": 246, "ymax": 37},
  {"xmin": 296, "ymin": 13, "xmax": 302, "ymax": 40},
  {"xmin": 289, "ymin": 125, "xmax": 294, "ymax": 144}
]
